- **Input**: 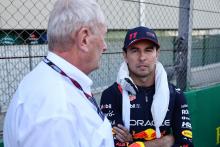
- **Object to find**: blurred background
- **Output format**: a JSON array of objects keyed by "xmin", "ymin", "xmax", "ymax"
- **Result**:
[{"xmin": 0, "ymin": 0, "xmax": 220, "ymax": 146}]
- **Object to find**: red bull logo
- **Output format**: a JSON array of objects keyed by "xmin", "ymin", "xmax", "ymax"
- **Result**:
[{"xmin": 132, "ymin": 128, "xmax": 156, "ymax": 141}]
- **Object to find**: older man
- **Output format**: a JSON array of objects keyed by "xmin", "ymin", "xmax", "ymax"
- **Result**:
[{"xmin": 3, "ymin": 0, "xmax": 114, "ymax": 147}]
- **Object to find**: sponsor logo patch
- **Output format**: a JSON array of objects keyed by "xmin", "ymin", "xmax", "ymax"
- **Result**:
[
  {"xmin": 100, "ymin": 104, "xmax": 112, "ymax": 109},
  {"xmin": 133, "ymin": 128, "xmax": 156, "ymax": 141},
  {"xmin": 181, "ymin": 116, "xmax": 190, "ymax": 120},
  {"xmin": 181, "ymin": 104, "xmax": 188, "ymax": 108},
  {"xmin": 130, "ymin": 119, "xmax": 170, "ymax": 127},
  {"xmin": 130, "ymin": 103, "xmax": 141, "ymax": 109},
  {"xmin": 182, "ymin": 122, "xmax": 192, "ymax": 129},
  {"xmin": 182, "ymin": 109, "xmax": 189, "ymax": 115},
  {"xmin": 106, "ymin": 110, "xmax": 115, "ymax": 117},
  {"xmin": 182, "ymin": 130, "xmax": 192, "ymax": 138}
]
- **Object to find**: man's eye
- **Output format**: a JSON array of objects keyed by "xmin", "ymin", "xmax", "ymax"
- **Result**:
[
  {"xmin": 145, "ymin": 47, "xmax": 154, "ymax": 52},
  {"xmin": 130, "ymin": 48, "xmax": 137, "ymax": 52},
  {"xmin": 145, "ymin": 49, "xmax": 152, "ymax": 52}
]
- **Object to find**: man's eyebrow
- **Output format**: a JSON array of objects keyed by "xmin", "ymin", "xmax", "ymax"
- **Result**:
[
  {"xmin": 144, "ymin": 46, "xmax": 155, "ymax": 49},
  {"xmin": 129, "ymin": 47, "xmax": 139, "ymax": 49},
  {"xmin": 129, "ymin": 45, "xmax": 155, "ymax": 50}
]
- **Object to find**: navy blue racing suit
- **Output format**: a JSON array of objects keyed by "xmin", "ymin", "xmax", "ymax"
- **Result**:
[{"xmin": 100, "ymin": 82, "xmax": 193, "ymax": 147}]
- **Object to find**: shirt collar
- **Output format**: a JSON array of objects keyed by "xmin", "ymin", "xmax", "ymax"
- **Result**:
[{"xmin": 46, "ymin": 51, "xmax": 93, "ymax": 94}]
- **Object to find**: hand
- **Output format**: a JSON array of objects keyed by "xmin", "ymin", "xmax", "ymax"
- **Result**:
[
  {"xmin": 161, "ymin": 135, "xmax": 174, "ymax": 147},
  {"xmin": 144, "ymin": 134, "xmax": 174, "ymax": 147},
  {"xmin": 113, "ymin": 124, "xmax": 133, "ymax": 143}
]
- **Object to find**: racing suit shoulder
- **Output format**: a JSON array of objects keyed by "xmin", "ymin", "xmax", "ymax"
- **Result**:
[
  {"xmin": 100, "ymin": 82, "xmax": 123, "ymax": 126},
  {"xmin": 100, "ymin": 83, "xmax": 122, "ymax": 109}
]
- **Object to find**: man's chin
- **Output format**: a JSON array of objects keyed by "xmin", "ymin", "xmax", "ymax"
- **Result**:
[
  {"xmin": 136, "ymin": 72, "xmax": 150, "ymax": 77},
  {"xmin": 92, "ymin": 63, "xmax": 100, "ymax": 71}
]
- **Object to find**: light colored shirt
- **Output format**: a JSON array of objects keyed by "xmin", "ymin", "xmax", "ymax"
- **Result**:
[{"xmin": 3, "ymin": 52, "xmax": 114, "ymax": 147}]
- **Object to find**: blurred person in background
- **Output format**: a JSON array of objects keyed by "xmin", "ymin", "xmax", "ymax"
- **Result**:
[
  {"xmin": 100, "ymin": 26, "xmax": 193, "ymax": 147},
  {"xmin": 3, "ymin": 0, "xmax": 114, "ymax": 147}
]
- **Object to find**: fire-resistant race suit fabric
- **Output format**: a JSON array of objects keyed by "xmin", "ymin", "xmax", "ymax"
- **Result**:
[
  {"xmin": 100, "ymin": 82, "xmax": 193, "ymax": 147},
  {"xmin": 3, "ymin": 52, "xmax": 114, "ymax": 147}
]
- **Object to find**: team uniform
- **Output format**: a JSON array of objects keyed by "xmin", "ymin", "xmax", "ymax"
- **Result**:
[{"xmin": 100, "ymin": 82, "xmax": 193, "ymax": 147}]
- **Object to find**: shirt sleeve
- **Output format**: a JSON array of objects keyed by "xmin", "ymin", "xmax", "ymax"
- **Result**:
[{"xmin": 171, "ymin": 88, "xmax": 194, "ymax": 147}]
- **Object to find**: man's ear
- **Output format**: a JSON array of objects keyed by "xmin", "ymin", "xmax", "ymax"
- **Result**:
[{"xmin": 76, "ymin": 27, "xmax": 90, "ymax": 52}]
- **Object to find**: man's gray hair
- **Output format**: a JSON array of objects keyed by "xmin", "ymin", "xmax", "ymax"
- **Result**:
[{"xmin": 47, "ymin": 0, "xmax": 106, "ymax": 51}]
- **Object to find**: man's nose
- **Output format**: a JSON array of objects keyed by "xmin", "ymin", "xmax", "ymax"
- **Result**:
[
  {"xmin": 139, "ymin": 52, "xmax": 146, "ymax": 61},
  {"xmin": 102, "ymin": 41, "xmax": 107, "ymax": 52}
]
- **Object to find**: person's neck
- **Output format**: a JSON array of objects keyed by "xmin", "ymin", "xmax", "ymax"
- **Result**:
[
  {"xmin": 53, "ymin": 50, "xmax": 90, "ymax": 75},
  {"xmin": 130, "ymin": 74, "xmax": 155, "ymax": 87}
]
